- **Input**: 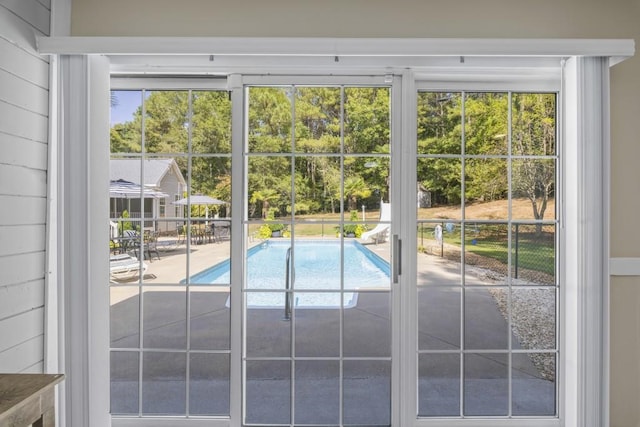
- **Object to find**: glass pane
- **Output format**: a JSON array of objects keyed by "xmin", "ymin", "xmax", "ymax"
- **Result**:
[
  {"xmin": 142, "ymin": 286, "xmax": 186, "ymax": 349},
  {"xmin": 464, "ymin": 223, "xmax": 509, "ymax": 284},
  {"xmin": 464, "ymin": 92, "xmax": 508, "ymax": 156},
  {"xmin": 512, "ymin": 158, "xmax": 556, "ymax": 220},
  {"xmin": 295, "ymin": 360, "xmax": 340, "ymax": 425},
  {"xmin": 464, "ymin": 158, "xmax": 508, "ymax": 218},
  {"xmin": 248, "ymin": 87, "xmax": 292, "ymax": 153},
  {"xmin": 464, "ymin": 353, "xmax": 508, "ymax": 416},
  {"xmin": 110, "ymin": 351, "xmax": 139, "ymax": 415},
  {"xmin": 189, "ymin": 353, "xmax": 230, "ymax": 416},
  {"xmin": 417, "ymin": 92, "xmax": 462, "ymax": 155},
  {"xmin": 245, "ymin": 292, "xmax": 291, "ymax": 357},
  {"xmin": 110, "ymin": 90, "xmax": 142, "ymax": 154},
  {"xmin": 152, "ymin": 216, "xmax": 184, "ymax": 244},
  {"xmin": 344, "ymin": 239, "xmax": 390, "ymax": 292},
  {"xmin": 512, "ymin": 93, "xmax": 556, "ymax": 156},
  {"xmin": 343, "ymin": 360, "xmax": 391, "ymax": 426},
  {"xmin": 464, "ymin": 288, "xmax": 508, "ymax": 350},
  {"xmin": 187, "ymin": 219, "xmax": 210, "ymax": 246},
  {"xmin": 418, "ymin": 221, "xmax": 462, "ymax": 265},
  {"xmin": 190, "ymin": 287, "xmax": 230, "ymax": 350},
  {"xmin": 110, "ymin": 287, "xmax": 139, "ymax": 348},
  {"xmin": 188, "ymin": 224, "xmax": 231, "ymax": 286},
  {"xmin": 344, "ymin": 291, "xmax": 391, "ymax": 357},
  {"xmin": 418, "ymin": 287, "xmax": 460, "ymax": 350},
  {"xmin": 294, "ymin": 87, "xmax": 341, "ymax": 153},
  {"xmin": 166, "ymin": 154, "xmax": 188, "ymax": 212},
  {"xmin": 192, "ymin": 91, "xmax": 232, "ymax": 154},
  {"xmin": 295, "ymin": 293, "xmax": 340, "ymax": 357},
  {"xmin": 344, "ymin": 156, "xmax": 390, "ymax": 220},
  {"xmin": 142, "ymin": 352, "xmax": 186, "ymax": 415},
  {"xmin": 358, "ymin": 232, "xmax": 391, "ymax": 270},
  {"xmin": 189, "ymin": 156, "xmax": 231, "ymax": 214},
  {"xmin": 344, "ymin": 87, "xmax": 390, "ymax": 154},
  {"xmin": 109, "ymin": 218, "xmax": 145, "ymax": 285},
  {"xmin": 109, "ymin": 206, "xmax": 134, "ymax": 238},
  {"xmin": 512, "ymin": 223, "xmax": 556, "ymax": 285},
  {"xmin": 291, "ymin": 221, "xmax": 339, "ymax": 240},
  {"xmin": 211, "ymin": 216, "xmax": 232, "ymax": 243},
  {"xmin": 245, "ymin": 239, "xmax": 291, "ymax": 291},
  {"xmin": 511, "ymin": 288, "xmax": 556, "ymax": 350},
  {"xmin": 247, "ymin": 155, "xmax": 292, "ymax": 224},
  {"xmin": 292, "ymin": 239, "xmax": 341, "ymax": 292},
  {"xmin": 293, "ymin": 156, "xmax": 341, "ymax": 218},
  {"xmin": 245, "ymin": 360, "xmax": 291, "ymax": 424},
  {"xmin": 417, "ymin": 158, "xmax": 462, "ymax": 220},
  {"xmin": 144, "ymin": 219, "xmax": 188, "ymax": 284},
  {"xmin": 144, "ymin": 91, "xmax": 189, "ymax": 155},
  {"xmin": 512, "ymin": 353, "xmax": 556, "ymax": 416},
  {"xmin": 418, "ymin": 353, "xmax": 460, "ymax": 416}
]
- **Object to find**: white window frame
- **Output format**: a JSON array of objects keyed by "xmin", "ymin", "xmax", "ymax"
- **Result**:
[{"xmin": 43, "ymin": 37, "xmax": 633, "ymax": 427}]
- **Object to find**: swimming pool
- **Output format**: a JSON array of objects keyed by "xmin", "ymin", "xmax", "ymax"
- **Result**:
[{"xmin": 188, "ymin": 239, "xmax": 390, "ymax": 308}]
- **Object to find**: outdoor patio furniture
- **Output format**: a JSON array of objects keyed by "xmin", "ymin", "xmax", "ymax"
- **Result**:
[
  {"xmin": 144, "ymin": 231, "xmax": 161, "ymax": 261},
  {"xmin": 110, "ymin": 231, "xmax": 138, "ymax": 255},
  {"xmin": 211, "ymin": 219, "xmax": 231, "ymax": 242},
  {"xmin": 110, "ymin": 253, "xmax": 147, "ymax": 282},
  {"xmin": 190, "ymin": 225, "xmax": 207, "ymax": 245}
]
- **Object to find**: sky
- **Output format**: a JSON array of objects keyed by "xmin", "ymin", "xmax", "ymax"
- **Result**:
[{"xmin": 110, "ymin": 90, "xmax": 143, "ymax": 125}]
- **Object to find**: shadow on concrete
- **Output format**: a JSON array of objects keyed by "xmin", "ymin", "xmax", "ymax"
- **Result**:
[{"xmin": 110, "ymin": 283, "xmax": 554, "ymax": 420}]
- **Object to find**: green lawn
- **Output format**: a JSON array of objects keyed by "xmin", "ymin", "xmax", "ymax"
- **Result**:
[{"xmin": 420, "ymin": 223, "xmax": 555, "ymax": 277}]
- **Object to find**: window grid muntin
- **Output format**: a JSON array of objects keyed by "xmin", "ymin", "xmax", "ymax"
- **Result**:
[{"xmin": 416, "ymin": 90, "xmax": 559, "ymax": 419}]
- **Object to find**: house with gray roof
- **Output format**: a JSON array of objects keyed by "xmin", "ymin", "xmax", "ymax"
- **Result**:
[{"xmin": 110, "ymin": 158, "xmax": 187, "ymax": 233}]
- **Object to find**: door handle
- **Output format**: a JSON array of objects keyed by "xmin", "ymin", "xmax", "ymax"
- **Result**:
[{"xmin": 392, "ymin": 234, "xmax": 401, "ymax": 284}]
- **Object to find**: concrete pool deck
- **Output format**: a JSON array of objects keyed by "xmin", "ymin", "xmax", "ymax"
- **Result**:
[{"xmin": 109, "ymin": 237, "xmax": 555, "ymax": 420}]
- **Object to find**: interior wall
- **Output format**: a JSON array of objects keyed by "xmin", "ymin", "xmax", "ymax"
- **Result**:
[
  {"xmin": 0, "ymin": 0, "xmax": 51, "ymax": 374},
  {"xmin": 70, "ymin": 1, "xmax": 640, "ymax": 426}
]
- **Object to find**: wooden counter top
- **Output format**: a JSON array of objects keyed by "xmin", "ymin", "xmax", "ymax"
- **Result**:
[{"xmin": 0, "ymin": 374, "xmax": 64, "ymax": 427}]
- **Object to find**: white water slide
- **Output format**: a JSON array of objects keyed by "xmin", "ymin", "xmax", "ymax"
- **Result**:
[{"xmin": 360, "ymin": 202, "xmax": 391, "ymax": 244}]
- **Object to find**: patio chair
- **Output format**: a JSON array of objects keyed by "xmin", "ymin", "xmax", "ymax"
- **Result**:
[
  {"xmin": 144, "ymin": 231, "xmax": 161, "ymax": 261},
  {"xmin": 360, "ymin": 202, "xmax": 391, "ymax": 244},
  {"xmin": 176, "ymin": 225, "xmax": 187, "ymax": 245},
  {"xmin": 211, "ymin": 219, "xmax": 231, "ymax": 243},
  {"xmin": 110, "ymin": 253, "xmax": 147, "ymax": 282}
]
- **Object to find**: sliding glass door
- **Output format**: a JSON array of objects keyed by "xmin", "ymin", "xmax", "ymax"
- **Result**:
[{"xmin": 107, "ymin": 75, "xmax": 559, "ymax": 427}]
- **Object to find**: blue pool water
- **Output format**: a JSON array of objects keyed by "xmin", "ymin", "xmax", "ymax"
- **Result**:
[{"xmin": 188, "ymin": 239, "xmax": 390, "ymax": 308}]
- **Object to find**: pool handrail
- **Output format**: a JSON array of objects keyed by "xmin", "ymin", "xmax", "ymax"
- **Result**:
[{"xmin": 284, "ymin": 246, "xmax": 293, "ymax": 320}]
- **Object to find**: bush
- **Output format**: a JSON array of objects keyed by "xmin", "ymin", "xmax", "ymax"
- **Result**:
[
  {"xmin": 258, "ymin": 224, "xmax": 273, "ymax": 239},
  {"xmin": 265, "ymin": 208, "xmax": 285, "ymax": 233},
  {"xmin": 341, "ymin": 210, "xmax": 366, "ymax": 238},
  {"xmin": 118, "ymin": 210, "xmax": 133, "ymax": 234}
]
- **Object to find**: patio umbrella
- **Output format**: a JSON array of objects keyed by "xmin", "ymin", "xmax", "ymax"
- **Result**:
[
  {"xmin": 173, "ymin": 194, "xmax": 227, "ymax": 219},
  {"xmin": 109, "ymin": 179, "xmax": 169, "ymax": 199},
  {"xmin": 173, "ymin": 194, "xmax": 226, "ymax": 206}
]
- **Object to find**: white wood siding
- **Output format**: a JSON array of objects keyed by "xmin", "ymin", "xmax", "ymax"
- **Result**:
[
  {"xmin": 0, "ymin": 0, "xmax": 50, "ymax": 35},
  {"xmin": 0, "ymin": 2, "xmax": 50, "ymax": 373}
]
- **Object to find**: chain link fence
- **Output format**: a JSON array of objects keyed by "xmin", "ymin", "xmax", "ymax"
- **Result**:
[{"xmin": 418, "ymin": 222, "xmax": 555, "ymax": 285}]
